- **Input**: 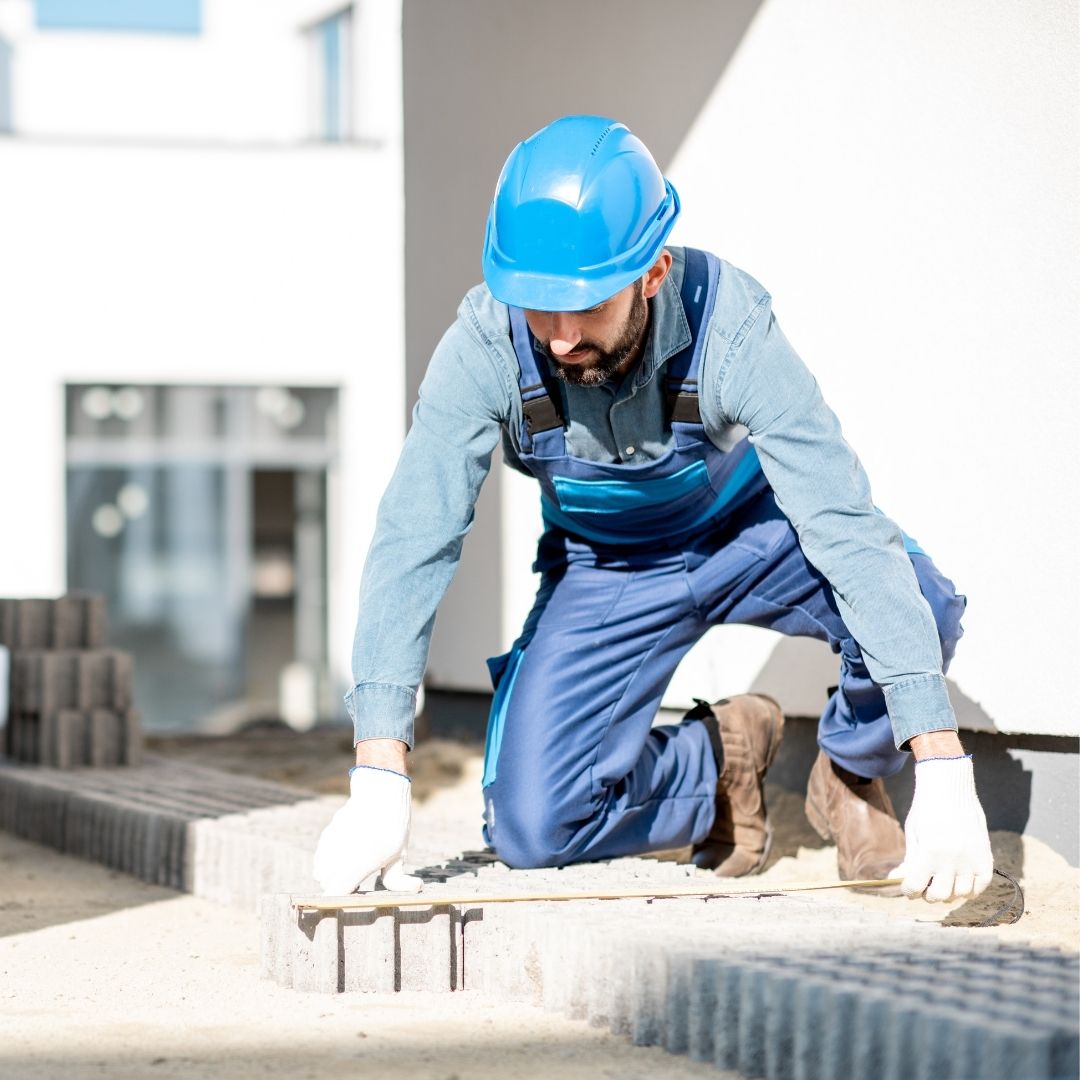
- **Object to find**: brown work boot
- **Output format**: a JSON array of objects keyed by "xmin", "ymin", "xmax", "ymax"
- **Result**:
[
  {"xmin": 804, "ymin": 749, "xmax": 906, "ymax": 881},
  {"xmin": 688, "ymin": 695, "xmax": 785, "ymax": 877}
]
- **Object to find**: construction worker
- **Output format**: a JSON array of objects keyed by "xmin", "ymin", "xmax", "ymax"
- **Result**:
[{"xmin": 315, "ymin": 116, "xmax": 994, "ymax": 903}]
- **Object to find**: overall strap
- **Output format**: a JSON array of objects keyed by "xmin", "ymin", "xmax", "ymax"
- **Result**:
[
  {"xmin": 665, "ymin": 248, "xmax": 721, "ymax": 426},
  {"xmin": 508, "ymin": 305, "xmax": 566, "ymax": 455}
]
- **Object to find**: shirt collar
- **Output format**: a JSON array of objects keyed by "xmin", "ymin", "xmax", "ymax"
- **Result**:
[
  {"xmin": 631, "ymin": 247, "xmax": 690, "ymax": 391},
  {"xmin": 526, "ymin": 247, "xmax": 691, "ymax": 392}
]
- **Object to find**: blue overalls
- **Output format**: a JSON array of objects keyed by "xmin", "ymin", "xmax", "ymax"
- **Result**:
[{"xmin": 481, "ymin": 250, "xmax": 965, "ymax": 870}]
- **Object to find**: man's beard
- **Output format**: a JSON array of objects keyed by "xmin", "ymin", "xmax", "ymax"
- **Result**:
[{"xmin": 545, "ymin": 288, "xmax": 649, "ymax": 387}]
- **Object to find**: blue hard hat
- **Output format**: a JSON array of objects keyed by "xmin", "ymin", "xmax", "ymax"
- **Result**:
[{"xmin": 482, "ymin": 116, "xmax": 681, "ymax": 312}]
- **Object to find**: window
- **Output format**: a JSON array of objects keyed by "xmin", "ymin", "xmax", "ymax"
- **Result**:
[
  {"xmin": 36, "ymin": 0, "xmax": 201, "ymax": 34},
  {"xmin": 65, "ymin": 385, "xmax": 338, "ymax": 733},
  {"xmin": 308, "ymin": 7, "xmax": 352, "ymax": 142}
]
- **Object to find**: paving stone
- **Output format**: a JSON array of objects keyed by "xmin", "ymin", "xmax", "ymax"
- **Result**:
[
  {"xmin": 0, "ymin": 599, "xmax": 16, "ymax": 650},
  {"xmin": 51, "ymin": 593, "xmax": 109, "ymax": 650},
  {"xmin": 55, "ymin": 709, "xmax": 83, "ymax": 768},
  {"xmin": 290, "ymin": 908, "xmax": 341, "ymax": 994},
  {"xmin": 89, "ymin": 708, "xmax": 120, "ymax": 767},
  {"xmin": 1, "ymin": 593, "xmax": 128, "ymax": 768},
  {"xmin": 0, "ymin": 757, "xmax": 321, "ymax": 903},
  {"xmin": 259, "ymin": 870, "xmax": 1075, "ymax": 1080},
  {"xmin": 51, "ymin": 594, "xmax": 87, "ymax": 650},
  {"xmin": 11, "ymin": 599, "xmax": 50, "ymax": 649},
  {"xmin": 121, "ymin": 709, "xmax": 143, "ymax": 766},
  {"xmin": 1, "ymin": 752, "xmax": 1075, "ymax": 1079},
  {"xmin": 110, "ymin": 652, "xmax": 134, "ymax": 711}
]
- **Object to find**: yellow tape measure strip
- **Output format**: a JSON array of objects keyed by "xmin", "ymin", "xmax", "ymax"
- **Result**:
[{"xmin": 292, "ymin": 877, "xmax": 902, "ymax": 913}]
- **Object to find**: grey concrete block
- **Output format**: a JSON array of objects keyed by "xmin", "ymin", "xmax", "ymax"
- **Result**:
[
  {"xmin": 462, "ymin": 901, "xmax": 541, "ymax": 1002},
  {"xmin": 89, "ymin": 708, "xmax": 120, "ymax": 767},
  {"xmin": 52, "ymin": 593, "xmax": 109, "ymax": 649},
  {"xmin": 78, "ymin": 651, "xmax": 110, "ymax": 711},
  {"xmin": 790, "ymin": 970, "xmax": 831, "ymax": 1080},
  {"xmin": 339, "ymin": 908, "xmax": 395, "ymax": 993},
  {"xmin": 13, "ymin": 599, "xmax": 50, "ymax": 649},
  {"xmin": 54, "ymin": 709, "xmax": 83, "ymax": 769},
  {"xmin": 57, "ymin": 652, "xmax": 81, "ymax": 713},
  {"xmin": 82, "ymin": 593, "xmax": 109, "ymax": 649},
  {"xmin": 735, "ymin": 961, "xmax": 770, "ymax": 1078},
  {"xmin": 661, "ymin": 950, "xmax": 695, "ymax": 1055},
  {"xmin": 0, "ymin": 599, "xmax": 16, "ymax": 649},
  {"xmin": 109, "ymin": 651, "xmax": 134, "ymax": 710},
  {"xmin": 11, "ymin": 651, "xmax": 39, "ymax": 712},
  {"xmin": 339, "ymin": 904, "xmax": 465, "ymax": 993},
  {"xmin": 290, "ymin": 908, "xmax": 341, "ymax": 994},
  {"xmin": 260, "ymin": 893, "xmax": 295, "ymax": 987},
  {"xmin": 711, "ymin": 959, "xmax": 744, "ymax": 1073},
  {"xmin": 685, "ymin": 956, "xmax": 721, "ymax": 1063},
  {"xmin": 629, "ymin": 937, "xmax": 670, "ymax": 1047},
  {"xmin": 121, "ymin": 709, "xmax": 143, "ymax": 766},
  {"xmin": 5, "ymin": 650, "xmax": 133, "ymax": 768},
  {"xmin": 52, "ymin": 594, "xmax": 86, "ymax": 649}
]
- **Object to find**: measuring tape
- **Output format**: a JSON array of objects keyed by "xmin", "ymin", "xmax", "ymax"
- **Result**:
[
  {"xmin": 291, "ymin": 868, "xmax": 1023, "ymax": 926},
  {"xmin": 292, "ymin": 876, "xmax": 903, "ymax": 912}
]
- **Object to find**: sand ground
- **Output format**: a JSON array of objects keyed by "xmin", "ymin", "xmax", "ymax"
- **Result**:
[{"xmin": 1, "ymin": 730, "xmax": 1075, "ymax": 1079}]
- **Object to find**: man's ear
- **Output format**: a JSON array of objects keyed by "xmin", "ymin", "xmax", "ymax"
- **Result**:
[{"xmin": 643, "ymin": 250, "xmax": 673, "ymax": 300}]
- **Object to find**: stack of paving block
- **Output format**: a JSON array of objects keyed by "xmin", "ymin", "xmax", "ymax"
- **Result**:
[
  {"xmin": 0, "ymin": 758, "xmax": 319, "ymax": 893},
  {"xmin": 0, "ymin": 593, "xmax": 142, "ymax": 768}
]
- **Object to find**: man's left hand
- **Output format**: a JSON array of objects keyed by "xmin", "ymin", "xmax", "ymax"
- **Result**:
[{"xmin": 892, "ymin": 733, "xmax": 994, "ymax": 901}]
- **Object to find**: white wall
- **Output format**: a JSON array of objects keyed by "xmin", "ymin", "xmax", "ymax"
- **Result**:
[
  {"xmin": 406, "ymin": 0, "xmax": 1077, "ymax": 739},
  {"xmin": 0, "ymin": 0, "xmax": 405, "ymax": 712},
  {"xmin": 0, "ymin": 0, "xmax": 385, "ymax": 143},
  {"xmin": 663, "ymin": 0, "xmax": 1078, "ymax": 736}
]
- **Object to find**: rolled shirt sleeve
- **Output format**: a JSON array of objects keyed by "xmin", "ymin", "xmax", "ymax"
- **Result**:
[
  {"xmin": 347, "ymin": 317, "xmax": 511, "ymax": 747},
  {"xmin": 706, "ymin": 286, "xmax": 957, "ymax": 749}
]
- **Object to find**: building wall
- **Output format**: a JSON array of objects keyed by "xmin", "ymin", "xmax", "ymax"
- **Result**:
[
  {"xmin": 404, "ymin": 0, "xmax": 1078, "ymax": 738},
  {"xmin": 0, "ymin": 0, "xmax": 405, "ymax": 719},
  {"xmin": 403, "ymin": 0, "xmax": 765, "ymax": 694},
  {"xmin": 664, "ymin": 0, "xmax": 1078, "ymax": 737},
  {"xmin": 0, "ymin": 0, "xmax": 375, "ymax": 142}
]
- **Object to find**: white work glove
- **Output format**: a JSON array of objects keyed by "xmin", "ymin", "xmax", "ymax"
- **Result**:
[
  {"xmin": 892, "ymin": 755, "xmax": 994, "ymax": 902},
  {"xmin": 313, "ymin": 766, "xmax": 423, "ymax": 895}
]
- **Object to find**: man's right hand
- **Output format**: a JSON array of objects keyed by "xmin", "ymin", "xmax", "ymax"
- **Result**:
[{"xmin": 312, "ymin": 745, "xmax": 422, "ymax": 895}]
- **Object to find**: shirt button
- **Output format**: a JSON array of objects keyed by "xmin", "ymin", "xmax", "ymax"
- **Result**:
[{"xmin": 625, "ymin": 446, "xmax": 635, "ymax": 456}]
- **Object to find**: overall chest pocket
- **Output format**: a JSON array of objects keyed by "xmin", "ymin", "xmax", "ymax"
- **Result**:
[{"xmin": 551, "ymin": 459, "xmax": 715, "ymax": 522}]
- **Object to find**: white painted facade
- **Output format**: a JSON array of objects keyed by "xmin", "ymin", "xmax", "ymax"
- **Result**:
[
  {"xmin": 423, "ymin": 0, "xmax": 1079, "ymax": 739},
  {"xmin": 0, "ymin": 0, "xmax": 405, "ymax": 724},
  {"xmin": 659, "ymin": 0, "xmax": 1078, "ymax": 737}
]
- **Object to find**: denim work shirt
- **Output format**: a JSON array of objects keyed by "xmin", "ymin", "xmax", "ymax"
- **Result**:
[{"xmin": 347, "ymin": 248, "xmax": 957, "ymax": 752}]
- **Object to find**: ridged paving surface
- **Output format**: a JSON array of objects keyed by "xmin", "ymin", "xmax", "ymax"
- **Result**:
[{"xmin": 0, "ymin": 754, "xmax": 1076, "ymax": 1078}]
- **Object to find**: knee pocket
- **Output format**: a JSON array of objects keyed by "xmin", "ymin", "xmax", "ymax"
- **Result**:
[{"xmin": 487, "ymin": 799, "xmax": 564, "ymax": 870}]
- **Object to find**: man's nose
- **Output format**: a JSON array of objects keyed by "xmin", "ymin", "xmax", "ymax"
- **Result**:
[{"xmin": 546, "ymin": 314, "xmax": 582, "ymax": 356}]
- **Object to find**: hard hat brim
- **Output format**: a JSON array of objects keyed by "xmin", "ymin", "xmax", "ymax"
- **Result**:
[{"xmin": 483, "ymin": 179, "xmax": 680, "ymax": 312}]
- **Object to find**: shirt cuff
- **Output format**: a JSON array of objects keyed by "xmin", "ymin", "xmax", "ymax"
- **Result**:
[
  {"xmin": 883, "ymin": 673, "xmax": 958, "ymax": 751},
  {"xmin": 344, "ymin": 682, "xmax": 417, "ymax": 749}
]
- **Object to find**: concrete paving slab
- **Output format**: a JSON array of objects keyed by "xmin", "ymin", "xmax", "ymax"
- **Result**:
[
  {"xmin": 1, "ymin": 749, "xmax": 1075, "ymax": 1078},
  {"xmin": 268, "ymin": 877, "xmax": 1079, "ymax": 1080}
]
